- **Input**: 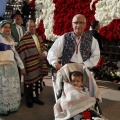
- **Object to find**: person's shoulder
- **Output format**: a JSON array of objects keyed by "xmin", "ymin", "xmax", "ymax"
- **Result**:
[
  {"xmin": 84, "ymin": 30, "xmax": 93, "ymax": 35},
  {"xmin": 21, "ymin": 33, "xmax": 31, "ymax": 41},
  {"xmin": 22, "ymin": 33, "xmax": 30, "ymax": 38},
  {"xmin": 10, "ymin": 22, "xmax": 14, "ymax": 25},
  {"xmin": 64, "ymin": 32, "xmax": 74, "ymax": 39},
  {"xmin": 11, "ymin": 23, "xmax": 16, "ymax": 28},
  {"xmin": 11, "ymin": 23, "xmax": 16, "ymax": 26},
  {"xmin": 54, "ymin": 32, "xmax": 73, "ymax": 42},
  {"xmin": 83, "ymin": 31, "xmax": 93, "ymax": 40},
  {"xmin": 21, "ymin": 25, "xmax": 25, "ymax": 29},
  {"xmin": 55, "ymin": 34, "xmax": 65, "ymax": 41},
  {"xmin": 64, "ymin": 31, "xmax": 73, "ymax": 36}
]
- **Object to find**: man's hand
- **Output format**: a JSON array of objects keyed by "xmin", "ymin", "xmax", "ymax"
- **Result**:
[
  {"xmin": 40, "ymin": 53, "xmax": 46, "ymax": 59},
  {"xmin": 21, "ymin": 68, "xmax": 26, "ymax": 76},
  {"xmin": 53, "ymin": 63, "xmax": 62, "ymax": 70}
]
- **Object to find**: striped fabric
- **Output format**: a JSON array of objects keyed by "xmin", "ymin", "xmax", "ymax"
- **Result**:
[{"xmin": 17, "ymin": 32, "xmax": 48, "ymax": 84}]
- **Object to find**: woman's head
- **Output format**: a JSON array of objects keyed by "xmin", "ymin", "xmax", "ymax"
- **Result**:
[
  {"xmin": 0, "ymin": 20, "xmax": 11, "ymax": 36},
  {"xmin": 69, "ymin": 71, "xmax": 83, "ymax": 88}
]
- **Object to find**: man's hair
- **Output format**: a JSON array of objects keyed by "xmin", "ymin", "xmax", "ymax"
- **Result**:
[
  {"xmin": 91, "ymin": 20, "xmax": 99, "ymax": 29},
  {"xmin": 69, "ymin": 71, "xmax": 83, "ymax": 81}
]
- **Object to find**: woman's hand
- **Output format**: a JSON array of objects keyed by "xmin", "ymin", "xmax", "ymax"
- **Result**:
[{"xmin": 20, "ymin": 68, "xmax": 26, "ymax": 76}]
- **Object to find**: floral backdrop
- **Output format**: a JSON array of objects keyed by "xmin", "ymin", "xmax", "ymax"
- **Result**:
[{"xmin": 29, "ymin": 0, "xmax": 120, "ymax": 42}]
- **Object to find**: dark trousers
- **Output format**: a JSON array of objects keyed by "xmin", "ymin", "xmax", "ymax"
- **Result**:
[{"xmin": 24, "ymin": 80, "xmax": 42, "ymax": 104}]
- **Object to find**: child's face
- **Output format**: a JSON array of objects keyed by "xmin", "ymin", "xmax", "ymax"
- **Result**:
[{"xmin": 71, "ymin": 76, "xmax": 83, "ymax": 88}]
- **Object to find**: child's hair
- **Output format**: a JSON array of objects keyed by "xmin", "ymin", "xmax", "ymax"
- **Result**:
[{"xmin": 69, "ymin": 71, "xmax": 83, "ymax": 82}]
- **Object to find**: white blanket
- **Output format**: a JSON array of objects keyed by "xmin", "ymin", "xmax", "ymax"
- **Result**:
[
  {"xmin": 55, "ymin": 63, "xmax": 101, "ymax": 100},
  {"xmin": 54, "ymin": 82, "xmax": 96, "ymax": 120}
]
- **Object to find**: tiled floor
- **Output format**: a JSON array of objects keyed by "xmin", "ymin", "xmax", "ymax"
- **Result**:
[
  {"xmin": 96, "ymin": 80, "xmax": 120, "ymax": 120},
  {"xmin": 0, "ymin": 74, "xmax": 120, "ymax": 120}
]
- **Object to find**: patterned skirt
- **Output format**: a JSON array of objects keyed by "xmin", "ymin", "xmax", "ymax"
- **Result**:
[{"xmin": 0, "ymin": 62, "xmax": 21, "ymax": 114}]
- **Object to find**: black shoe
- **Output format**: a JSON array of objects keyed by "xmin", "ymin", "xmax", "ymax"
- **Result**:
[
  {"xmin": 26, "ymin": 102, "xmax": 33, "ymax": 108},
  {"xmin": 0, "ymin": 111, "xmax": 9, "ymax": 116},
  {"xmin": 33, "ymin": 99, "xmax": 44, "ymax": 105}
]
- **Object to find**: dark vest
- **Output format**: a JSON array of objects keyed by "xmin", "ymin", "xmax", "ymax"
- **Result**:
[{"xmin": 61, "ymin": 31, "xmax": 92, "ymax": 65}]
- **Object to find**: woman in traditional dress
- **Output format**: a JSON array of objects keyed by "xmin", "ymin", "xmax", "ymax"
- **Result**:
[{"xmin": 0, "ymin": 20, "xmax": 26, "ymax": 115}]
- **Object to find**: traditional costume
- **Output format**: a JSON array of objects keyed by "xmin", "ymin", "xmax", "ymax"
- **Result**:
[
  {"xmin": 0, "ymin": 34, "xmax": 24, "ymax": 115},
  {"xmin": 17, "ymin": 32, "xmax": 48, "ymax": 107}
]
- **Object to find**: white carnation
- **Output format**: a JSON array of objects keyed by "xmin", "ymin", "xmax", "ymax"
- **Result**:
[
  {"xmin": 35, "ymin": 0, "xmax": 120, "ymax": 41},
  {"xmin": 35, "ymin": 0, "xmax": 56, "ymax": 40},
  {"xmin": 95, "ymin": 0, "xmax": 120, "ymax": 27}
]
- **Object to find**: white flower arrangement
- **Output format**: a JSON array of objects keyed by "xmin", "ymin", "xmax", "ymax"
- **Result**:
[
  {"xmin": 35, "ymin": 0, "xmax": 59, "ymax": 41},
  {"xmin": 95, "ymin": 0, "xmax": 120, "ymax": 26},
  {"xmin": 35, "ymin": 0, "xmax": 120, "ymax": 41}
]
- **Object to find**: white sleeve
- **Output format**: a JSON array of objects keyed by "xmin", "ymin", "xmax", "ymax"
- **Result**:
[
  {"xmin": 47, "ymin": 35, "xmax": 65, "ymax": 66},
  {"xmin": 12, "ymin": 47, "xmax": 25, "ymax": 69},
  {"xmin": 83, "ymin": 37, "xmax": 100, "ymax": 68}
]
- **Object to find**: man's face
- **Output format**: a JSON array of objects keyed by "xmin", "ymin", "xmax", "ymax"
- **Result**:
[
  {"xmin": 13, "ymin": 14, "xmax": 22, "ymax": 25},
  {"xmin": 72, "ymin": 15, "xmax": 86, "ymax": 36},
  {"xmin": 26, "ymin": 21, "xmax": 36, "ymax": 35}
]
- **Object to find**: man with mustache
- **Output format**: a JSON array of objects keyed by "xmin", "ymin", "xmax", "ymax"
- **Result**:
[
  {"xmin": 17, "ymin": 20, "xmax": 47, "ymax": 108},
  {"xmin": 11, "ymin": 10, "xmax": 26, "ymax": 47},
  {"xmin": 47, "ymin": 14, "xmax": 100, "ymax": 70}
]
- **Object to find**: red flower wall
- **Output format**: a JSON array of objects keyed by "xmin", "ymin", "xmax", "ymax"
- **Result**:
[
  {"xmin": 53, "ymin": 0, "xmax": 96, "ymax": 35},
  {"xmin": 99, "ymin": 19, "xmax": 120, "ymax": 41},
  {"xmin": 29, "ymin": 0, "xmax": 120, "ymax": 42}
]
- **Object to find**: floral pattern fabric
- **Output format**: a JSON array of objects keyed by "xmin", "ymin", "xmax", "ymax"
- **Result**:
[{"xmin": 0, "ymin": 62, "xmax": 21, "ymax": 114}]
